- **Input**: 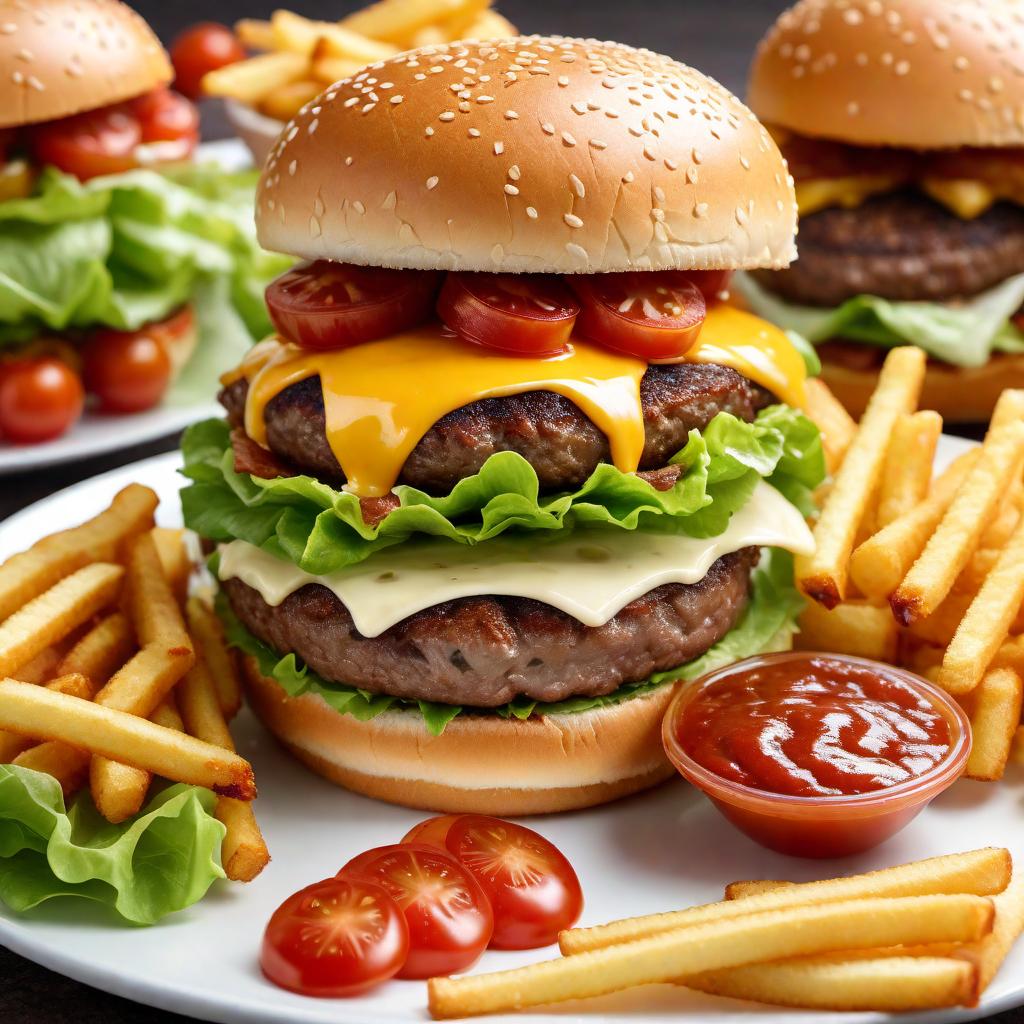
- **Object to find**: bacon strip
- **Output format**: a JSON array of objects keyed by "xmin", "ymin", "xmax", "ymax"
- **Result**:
[{"xmin": 230, "ymin": 430, "xmax": 294, "ymax": 479}]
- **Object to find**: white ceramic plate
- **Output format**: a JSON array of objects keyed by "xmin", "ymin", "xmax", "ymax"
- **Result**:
[
  {"xmin": 2, "ymin": 437, "xmax": 1022, "ymax": 1024},
  {"xmin": 0, "ymin": 140, "xmax": 254, "ymax": 476}
]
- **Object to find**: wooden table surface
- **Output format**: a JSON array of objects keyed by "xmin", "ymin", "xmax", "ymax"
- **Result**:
[{"xmin": 0, "ymin": 0, "xmax": 1014, "ymax": 1020}]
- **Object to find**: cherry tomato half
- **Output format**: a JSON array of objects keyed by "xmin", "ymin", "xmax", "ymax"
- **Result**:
[
  {"xmin": 670, "ymin": 269, "xmax": 733, "ymax": 304},
  {"xmin": 570, "ymin": 273, "xmax": 706, "ymax": 361},
  {"xmin": 0, "ymin": 357, "xmax": 84, "ymax": 444},
  {"xmin": 170, "ymin": 22, "xmax": 247, "ymax": 101},
  {"xmin": 444, "ymin": 815, "xmax": 583, "ymax": 950},
  {"xmin": 132, "ymin": 88, "xmax": 199, "ymax": 162},
  {"xmin": 401, "ymin": 814, "xmax": 463, "ymax": 848},
  {"xmin": 341, "ymin": 843, "xmax": 493, "ymax": 978},
  {"xmin": 82, "ymin": 325, "xmax": 173, "ymax": 414},
  {"xmin": 266, "ymin": 261, "xmax": 441, "ymax": 351},
  {"xmin": 31, "ymin": 104, "xmax": 141, "ymax": 180},
  {"xmin": 261, "ymin": 876, "xmax": 409, "ymax": 998},
  {"xmin": 437, "ymin": 273, "xmax": 579, "ymax": 356}
]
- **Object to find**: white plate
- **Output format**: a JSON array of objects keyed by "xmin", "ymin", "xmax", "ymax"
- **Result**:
[
  {"xmin": 2, "ymin": 436, "xmax": 1021, "ymax": 1024},
  {"xmin": 0, "ymin": 140, "xmax": 254, "ymax": 476}
]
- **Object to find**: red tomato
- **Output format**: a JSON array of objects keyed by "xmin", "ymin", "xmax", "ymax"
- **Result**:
[
  {"xmin": 31, "ymin": 104, "xmax": 141, "ymax": 180},
  {"xmin": 444, "ymin": 815, "xmax": 583, "ymax": 950},
  {"xmin": 437, "ymin": 273, "xmax": 579, "ymax": 356},
  {"xmin": 132, "ymin": 88, "xmax": 199, "ymax": 161},
  {"xmin": 401, "ymin": 814, "xmax": 464, "ymax": 848},
  {"xmin": 266, "ymin": 261, "xmax": 441, "ymax": 350},
  {"xmin": 340, "ymin": 843, "xmax": 493, "ymax": 978},
  {"xmin": 82, "ymin": 324, "xmax": 173, "ymax": 414},
  {"xmin": 261, "ymin": 876, "xmax": 408, "ymax": 998},
  {"xmin": 570, "ymin": 273, "xmax": 706, "ymax": 360},
  {"xmin": 669, "ymin": 269, "xmax": 732, "ymax": 304},
  {"xmin": 170, "ymin": 22, "xmax": 247, "ymax": 101},
  {"xmin": 0, "ymin": 357, "xmax": 84, "ymax": 443}
]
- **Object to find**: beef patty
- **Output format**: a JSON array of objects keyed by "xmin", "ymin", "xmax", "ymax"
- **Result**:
[
  {"xmin": 220, "ymin": 362, "xmax": 770, "ymax": 495},
  {"xmin": 751, "ymin": 191, "xmax": 1024, "ymax": 307},
  {"xmin": 223, "ymin": 548, "xmax": 757, "ymax": 706}
]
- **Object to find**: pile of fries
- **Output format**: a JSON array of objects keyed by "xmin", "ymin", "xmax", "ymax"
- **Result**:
[
  {"xmin": 427, "ymin": 848, "xmax": 1024, "ymax": 1017},
  {"xmin": 0, "ymin": 486, "xmax": 268, "ymax": 883},
  {"xmin": 798, "ymin": 347, "xmax": 1024, "ymax": 783},
  {"xmin": 205, "ymin": 1, "xmax": 518, "ymax": 123}
]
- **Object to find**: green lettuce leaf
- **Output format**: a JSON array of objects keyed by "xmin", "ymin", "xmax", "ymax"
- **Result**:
[
  {"xmin": 182, "ymin": 405, "xmax": 825, "ymax": 576},
  {"xmin": 0, "ymin": 164, "xmax": 290, "ymax": 345},
  {"xmin": 735, "ymin": 270, "xmax": 1024, "ymax": 368},
  {"xmin": 0, "ymin": 765, "xmax": 225, "ymax": 925},
  {"xmin": 217, "ymin": 549, "xmax": 802, "ymax": 735}
]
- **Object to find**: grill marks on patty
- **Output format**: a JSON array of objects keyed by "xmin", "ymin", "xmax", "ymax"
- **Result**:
[
  {"xmin": 219, "ymin": 361, "xmax": 771, "ymax": 496},
  {"xmin": 223, "ymin": 549, "xmax": 758, "ymax": 707},
  {"xmin": 751, "ymin": 191, "xmax": 1024, "ymax": 307}
]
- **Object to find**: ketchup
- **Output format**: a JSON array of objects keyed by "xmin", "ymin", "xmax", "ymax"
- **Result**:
[{"xmin": 676, "ymin": 655, "xmax": 952, "ymax": 798}]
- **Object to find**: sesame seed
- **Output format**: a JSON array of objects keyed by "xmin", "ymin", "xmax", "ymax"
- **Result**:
[
  {"xmin": 426, "ymin": 176, "xmax": 439, "ymax": 190},
  {"xmin": 562, "ymin": 131, "xmax": 577, "ymax": 146},
  {"xmin": 541, "ymin": 122, "xmax": 555, "ymax": 135},
  {"xmin": 458, "ymin": 101, "xmax": 470, "ymax": 112},
  {"xmin": 289, "ymin": 160, "xmax": 297, "ymax": 176},
  {"xmin": 468, "ymin": 127, "xmax": 481, "ymax": 137},
  {"xmin": 590, "ymin": 139, "xmax": 608, "ymax": 149},
  {"xmin": 494, "ymin": 141, "xmax": 504, "ymax": 154},
  {"xmin": 693, "ymin": 202, "xmax": 708, "ymax": 218},
  {"xmin": 308, "ymin": 118, "xmax": 320, "ymax": 133},
  {"xmin": 344, "ymin": 97, "xmax": 359, "ymax": 108},
  {"xmin": 439, "ymin": 112, "xmax": 455, "ymax": 122},
  {"xmin": 352, "ymin": 201, "xmax": 365, "ymax": 214},
  {"xmin": 0, "ymin": 23, "xmax": 16, "ymax": 34},
  {"xmin": 425, "ymin": 127, "xmax": 434, "ymax": 137},
  {"xmin": 505, "ymin": 110, "xmax": 518, "ymax": 119},
  {"xmin": 664, "ymin": 158, "xmax": 677, "ymax": 169},
  {"xmin": 570, "ymin": 174, "xmax": 585, "ymax": 198},
  {"xmin": 564, "ymin": 213, "xmax": 584, "ymax": 228},
  {"xmin": 508, "ymin": 165, "xmax": 521, "ymax": 180},
  {"xmin": 526, "ymin": 206, "xmax": 539, "ymax": 219},
  {"xmin": 622, "ymin": 171, "xmax": 635, "ymax": 183},
  {"xmin": 504, "ymin": 184, "xmax": 520, "ymax": 195},
  {"xmin": 566, "ymin": 243, "xmax": 589, "ymax": 262},
  {"xmin": 390, "ymin": 95, "xmax": 404, "ymax": 104},
  {"xmin": 692, "ymin": 147, "xmax": 703, "ymax": 163},
  {"xmin": 558, "ymin": 76, "xmax": 570, "ymax": 87},
  {"xmin": 477, "ymin": 94, "xmax": 494, "ymax": 103}
]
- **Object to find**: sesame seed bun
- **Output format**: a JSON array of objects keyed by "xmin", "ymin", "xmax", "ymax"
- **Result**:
[
  {"xmin": 0, "ymin": 0, "xmax": 172, "ymax": 130},
  {"xmin": 749, "ymin": 0, "xmax": 1024, "ymax": 150},
  {"xmin": 256, "ymin": 36, "xmax": 798, "ymax": 274}
]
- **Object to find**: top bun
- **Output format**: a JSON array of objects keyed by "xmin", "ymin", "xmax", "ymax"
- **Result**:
[
  {"xmin": 749, "ymin": 0, "xmax": 1024, "ymax": 149},
  {"xmin": 0, "ymin": 0, "xmax": 172, "ymax": 130},
  {"xmin": 257, "ymin": 36, "xmax": 797, "ymax": 274}
]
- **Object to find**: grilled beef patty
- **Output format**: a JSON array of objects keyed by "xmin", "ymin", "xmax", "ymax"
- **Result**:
[{"xmin": 224, "ymin": 548, "xmax": 757, "ymax": 706}]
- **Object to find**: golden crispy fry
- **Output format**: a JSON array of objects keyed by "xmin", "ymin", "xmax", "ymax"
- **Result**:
[
  {"xmin": 906, "ymin": 591, "xmax": 974, "ymax": 648},
  {"xmin": 0, "ymin": 564, "xmax": 123, "ymax": 678},
  {"xmin": 0, "ymin": 484, "xmax": 155, "ymax": 623},
  {"xmin": 258, "ymin": 79, "xmax": 323, "ymax": 121},
  {"xmin": 201, "ymin": 51, "xmax": 308, "ymax": 103},
  {"xmin": 126, "ymin": 533, "xmax": 192, "ymax": 651},
  {"xmin": 13, "ymin": 645, "xmax": 62, "ymax": 684},
  {"xmin": 980, "ymin": 486, "xmax": 1022, "ymax": 551},
  {"xmin": 796, "ymin": 347, "xmax": 926, "ymax": 608},
  {"xmin": 1012, "ymin": 724, "xmax": 1024, "ymax": 765},
  {"xmin": 94, "ymin": 639, "xmax": 193, "ymax": 718},
  {"xmin": 13, "ymin": 742, "xmax": 89, "ymax": 797},
  {"xmin": 995, "ymin": 636, "xmax": 1024, "ymax": 673},
  {"xmin": 725, "ymin": 879, "xmax": 786, "ymax": 900},
  {"xmin": 459, "ymin": 9, "xmax": 518, "ymax": 39},
  {"xmin": 56, "ymin": 611, "xmax": 135, "ymax": 685},
  {"xmin": 0, "ymin": 673, "xmax": 93, "ymax": 763},
  {"xmin": 559, "ymin": 848, "xmax": 1009, "ymax": 954},
  {"xmin": 956, "ymin": 870, "xmax": 1024, "ymax": 999},
  {"xmin": 939, "ymin": 516, "xmax": 1024, "ymax": 694},
  {"xmin": 991, "ymin": 389, "xmax": 1024, "ymax": 431},
  {"xmin": 796, "ymin": 600, "xmax": 898, "ymax": 661},
  {"xmin": 91, "ymin": 758, "xmax": 150, "ymax": 824},
  {"xmin": 0, "ymin": 680, "xmax": 256, "ymax": 799},
  {"xmin": 409, "ymin": 23, "xmax": 448, "ymax": 46},
  {"xmin": 152, "ymin": 697, "xmax": 184, "ymax": 732},
  {"xmin": 271, "ymin": 10, "xmax": 396, "ymax": 61},
  {"xmin": 964, "ymin": 667, "xmax": 1023, "ymax": 781},
  {"xmin": 685, "ymin": 955, "xmax": 975, "ymax": 1012},
  {"xmin": 309, "ymin": 52, "xmax": 365, "ymax": 86},
  {"xmin": 151, "ymin": 527, "xmax": 191, "ymax": 608},
  {"xmin": 186, "ymin": 597, "xmax": 242, "ymax": 719},
  {"xmin": 342, "ymin": 0, "xmax": 488, "ymax": 45},
  {"xmin": 804, "ymin": 378, "xmax": 857, "ymax": 476},
  {"xmin": 875, "ymin": 411, "xmax": 941, "ymax": 529},
  {"xmin": 234, "ymin": 18, "xmax": 276, "ymax": 50},
  {"xmin": 956, "ymin": 548, "xmax": 1002, "ymax": 595},
  {"xmin": 430, "ymin": 896, "xmax": 993, "ymax": 1018},
  {"xmin": 892, "ymin": 422, "xmax": 1024, "ymax": 625}
]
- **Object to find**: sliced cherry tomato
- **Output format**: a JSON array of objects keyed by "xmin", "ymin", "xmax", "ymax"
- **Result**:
[
  {"xmin": 570, "ymin": 273, "xmax": 706, "ymax": 361},
  {"xmin": 437, "ymin": 273, "xmax": 579, "ymax": 356},
  {"xmin": 82, "ymin": 324, "xmax": 173, "ymax": 414},
  {"xmin": 340, "ymin": 843, "xmax": 493, "ymax": 978},
  {"xmin": 261, "ymin": 876, "xmax": 408, "ymax": 998},
  {"xmin": 0, "ymin": 357, "xmax": 84, "ymax": 444},
  {"xmin": 170, "ymin": 22, "xmax": 248, "ymax": 101},
  {"xmin": 444, "ymin": 815, "xmax": 583, "ymax": 950},
  {"xmin": 132, "ymin": 88, "xmax": 199, "ymax": 162},
  {"xmin": 30, "ymin": 104, "xmax": 141, "ymax": 180},
  {"xmin": 401, "ymin": 814, "xmax": 464, "ymax": 848},
  {"xmin": 266, "ymin": 261, "xmax": 441, "ymax": 350},
  {"xmin": 667, "ymin": 269, "xmax": 732, "ymax": 304}
]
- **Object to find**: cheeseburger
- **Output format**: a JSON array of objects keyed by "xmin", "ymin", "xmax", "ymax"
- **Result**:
[
  {"xmin": 183, "ymin": 35, "xmax": 823, "ymax": 814},
  {"xmin": 740, "ymin": 0, "xmax": 1024, "ymax": 420}
]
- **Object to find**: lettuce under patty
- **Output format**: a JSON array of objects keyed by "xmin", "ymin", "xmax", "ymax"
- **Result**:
[
  {"xmin": 735, "ymin": 271, "xmax": 1024, "ymax": 368},
  {"xmin": 181, "ymin": 404, "xmax": 824, "ymax": 577},
  {"xmin": 217, "ymin": 549, "xmax": 804, "ymax": 736}
]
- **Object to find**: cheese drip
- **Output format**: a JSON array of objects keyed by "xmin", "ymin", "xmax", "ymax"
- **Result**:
[{"xmin": 218, "ymin": 480, "xmax": 815, "ymax": 637}]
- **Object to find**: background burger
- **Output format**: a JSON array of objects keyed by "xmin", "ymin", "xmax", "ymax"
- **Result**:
[
  {"xmin": 0, "ymin": 0, "xmax": 286, "ymax": 445},
  {"xmin": 183, "ymin": 34, "xmax": 824, "ymax": 815},
  {"xmin": 738, "ymin": 0, "xmax": 1024, "ymax": 421}
]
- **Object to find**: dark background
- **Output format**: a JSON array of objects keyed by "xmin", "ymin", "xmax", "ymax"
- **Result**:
[{"xmin": 0, "ymin": 1, "xmax": 1014, "ymax": 1022}]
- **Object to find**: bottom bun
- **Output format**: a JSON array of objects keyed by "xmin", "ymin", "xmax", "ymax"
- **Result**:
[
  {"xmin": 820, "ymin": 351, "xmax": 1024, "ymax": 422},
  {"xmin": 241, "ymin": 657, "xmax": 679, "ymax": 815}
]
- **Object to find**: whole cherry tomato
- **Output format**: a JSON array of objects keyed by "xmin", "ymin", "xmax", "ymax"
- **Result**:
[
  {"xmin": 82, "ymin": 325, "xmax": 173, "ymax": 414},
  {"xmin": 0, "ymin": 356, "xmax": 84, "ymax": 443},
  {"xmin": 261, "ymin": 876, "xmax": 409, "ymax": 998},
  {"xmin": 170, "ymin": 22, "xmax": 247, "ymax": 101},
  {"xmin": 341, "ymin": 843, "xmax": 493, "ymax": 978}
]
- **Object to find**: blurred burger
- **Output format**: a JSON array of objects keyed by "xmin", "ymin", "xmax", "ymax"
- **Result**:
[
  {"xmin": 183, "ymin": 35, "xmax": 824, "ymax": 814},
  {"xmin": 739, "ymin": 0, "xmax": 1024, "ymax": 420}
]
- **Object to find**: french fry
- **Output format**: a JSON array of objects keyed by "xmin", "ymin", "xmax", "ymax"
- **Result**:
[
  {"xmin": 56, "ymin": 611, "xmax": 135, "ymax": 685},
  {"xmin": 270, "ymin": 10, "xmax": 397, "ymax": 62},
  {"xmin": 725, "ymin": 879, "xmax": 788, "ymax": 900},
  {"xmin": 0, "ymin": 680, "xmax": 256, "ymax": 799},
  {"xmin": 151, "ymin": 527, "xmax": 191, "ymax": 608},
  {"xmin": 0, "ymin": 673, "xmax": 93, "ymax": 763},
  {"xmin": 559, "ymin": 848, "xmax": 1010, "ymax": 954},
  {"xmin": 796, "ymin": 600, "xmax": 898, "ymax": 661},
  {"xmin": 796, "ymin": 346, "xmax": 925, "ymax": 608},
  {"xmin": 186, "ymin": 597, "xmax": 242, "ymax": 719},
  {"xmin": 0, "ymin": 564, "xmax": 123, "ymax": 678},
  {"xmin": 964, "ymin": 667, "xmax": 1023, "ymax": 781},
  {"xmin": 409, "ymin": 23, "xmax": 448, "ymax": 47},
  {"xmin": 342, "ymin": 0, "xmax": 489, "ymax": 45},
  {"xmin": 875, "ymin": 411, "xmax": 941, "ymax": 529},
  {"xmin": 991, "ymin": 388, "xmax": 1024, "ymax": 431},
  {"xmin": 310, "ymin": 52, "xmax": 365, "ymax": 86},
  {"xmin": 460, "ymin": 9, "xmax": 519, "ymax": 39},
  {"xmin": 906, "ymin": 591, "xmax": 973, "ymax": 649},
  {"xmin": 958, "ymin": 870, "xmax": 1024, "ymax": 998},
  {"xmin": 804, "ymin": 377, "xmax": 857, "ymax": 475},
  {"xmin": 892, "ymin": 422, "xmax": 1024, "ymax": 625},
  {"xmin": 429, "ymin": 895, "xmax": 993, "ymax": 1018},
  {"xmin": 938, "ymin": 515, "xmax": 1024, "ymax": 694},
  {"xmin": 201, "ymin": 51, "xmax": 309, "ymax": 104},
  {"xmin": 125, "ymin": 533, "xmax": 192, "ymax": 651},
  {"xmin": 995, "ymin": 635, "xmax": 1024, "ymax": 673},
  {"xmin": 0, "ymin": 484, "xmax": 155, "ymax": 622},
  {"xmin": 259, "ymin": 79, "xmax": 323, "ymax": 122},
  {"xmin": 235, "ymin": 18, "xmax": 276, "ymax": 51},
  {"xmin": 13, "ymin": 645, "xmax": 62, "ymax": 684},
  {"xmin": 13, "ymin": 741, "xmax": 89, "ymax": 797},
  {"xmin": 850, "ymin": 451, "xmax": 978, "ymax": 600}
]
